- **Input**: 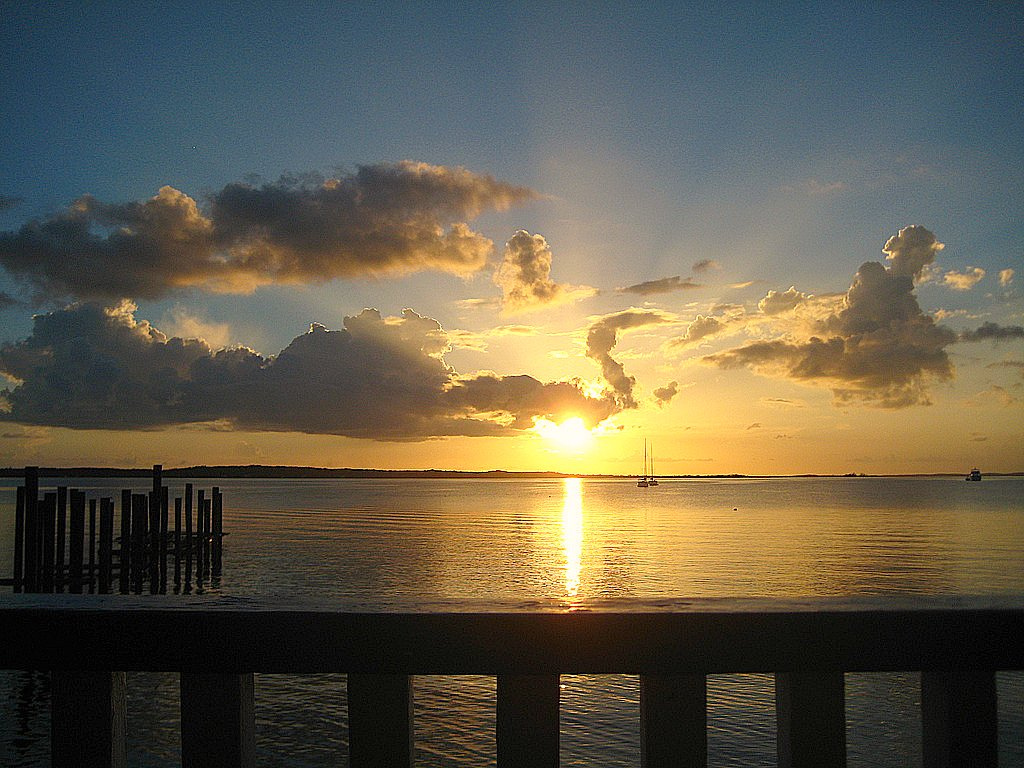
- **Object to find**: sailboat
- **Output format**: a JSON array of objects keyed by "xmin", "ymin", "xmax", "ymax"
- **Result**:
[
  {"xmin": 637, "ymin": 441, "xmax": 649, "ymax": 487},
  {"xmin": 648, "ymin": 442, "xmax": 659, "ymax": 486}
]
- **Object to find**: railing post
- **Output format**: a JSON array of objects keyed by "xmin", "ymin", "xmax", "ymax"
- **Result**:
[
  {"xmin": 347, "ymin": 673, "xmax": 414, "ymax": 767},
  {"xmin": 775, "ymin": 671, "xmax": 846, "ymax": 768},
  {"xmin": 921, "ymin": 668, "xmax": 997, "ymax": 768},
  {"xmin": 497, "ymin": 674, "xmax": 560, "ymax": 768},
  {"xmin": 180, "ymin": 672, "xmax": 255, "ymax": 768},
  {"xmin": 640, "ymin": 673, "xmax": 707, "ymax": 767},
  {"xmin": 51, "ymin": 670, "xmax": 127, "ymax": 768}
]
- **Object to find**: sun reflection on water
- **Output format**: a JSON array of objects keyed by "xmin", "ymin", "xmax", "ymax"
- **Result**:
[{"xmin": 562, "ymin": 477, "xmax": 584, "ymax": 598}]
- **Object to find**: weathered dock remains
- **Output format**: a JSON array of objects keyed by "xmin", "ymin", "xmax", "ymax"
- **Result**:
[
  {"xmin": 6, "ymin": 465, "xmax": 224, "ymax": 594},
  {"xmin": 0, "ymin": 596, "xmax": 1021, "ymax": 768}
]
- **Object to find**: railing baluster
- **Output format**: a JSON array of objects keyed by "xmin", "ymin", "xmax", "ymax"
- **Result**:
[
  {"xmin": 51, "ymin": 670, "xmax": 126, "ymax": 768},
  {"xmin": 497, "ymin": 674, "xmax": 560, "ymax": 768},
  {"xmin": 347, "ymin": 673, "xmax": 414, "ymax": 767},
  {"xmin": 180, "ymin": 672, "xmax": 255, "ymax": 768},
  {"xmin": 775, "ymin": 671, "xmax": 846, "ymax": 768},
  {"xmin": 640, "ymin": 673, "xmax": 707, "ymax": 767},
  {"xmin": 921, "ymin": 668, "xmax": 997, "ymax": 768}
]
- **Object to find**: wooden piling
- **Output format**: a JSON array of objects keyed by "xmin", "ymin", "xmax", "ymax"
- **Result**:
[
  {"xmin": 184, "ymin": 484, "xmax": 194, "ymax": 591},
  {"xmin": 51, "ymin": 670, "xmax": 127, "ymax": 768},
  {"xmin": 212, "ymin": 487, "xmax": 223, "ymax": 576},
  {"xmin": 180, "ymin": 673, "xmax": 255, "ymax": 768},
  {"xmin": 131, "ymin": 494, "xmax": 148, "ymax": 593},
  {"xmin": 99, "ymin": 498, "xmax": 114, "ymax": 594},
  {"xmin": 13, "ymin": 486, "xmax": 25, "ymax": 593},
  {"xmin": 160, "ymin": 485, "xmax": 169, "ymax": 592},
  {"xmin": 174, "ymin": 497, "xmax": 182, "ymax": 588},
  {"xmin": 775, "ymin": 671, "xmax": 846, "ymax": 768},
  {"xmin": 56, "ymin": 485, "xmax": 67, "ymax": 592},
  {"xmin": 496, "ymin": 674, "xmax": 560, "ymax": 768},
  {"xmin": 347, "ymin": 674, "xmax": 414, "ymax": 768},
  {"xmin": 119, "ymin": 489, "xmax": 131, "ymax": 593},
  {"xmin": 68, "ymin": 490, "xmax": 86, "ymax": 594},
  {"xmin": 88, "ymin": 499, "xmax": 97, "ymax": 594}
]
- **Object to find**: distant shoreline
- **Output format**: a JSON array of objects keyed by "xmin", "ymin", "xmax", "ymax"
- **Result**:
[{"xmin": 1, "ymin": 465, "xmax": 1021, "ymax": 480}]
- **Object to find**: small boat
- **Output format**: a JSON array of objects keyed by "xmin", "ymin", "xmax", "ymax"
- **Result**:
[
  {"xmin": 966, "ymin": 468, "xmax": 982, "ymax": 481},
  {"xmin": 637, "ymin": 442, "xmax": 649, "ymax": 487}
]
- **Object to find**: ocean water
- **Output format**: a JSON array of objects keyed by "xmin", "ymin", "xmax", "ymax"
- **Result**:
[{"xmin": 2, "ymin": 475, "xmax": 1023, "ymax": 766}]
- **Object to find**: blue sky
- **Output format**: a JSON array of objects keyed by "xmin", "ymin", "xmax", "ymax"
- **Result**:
[{"xmin": 0, "ymin": 3, "xmax": 1021, "ymax": 472}]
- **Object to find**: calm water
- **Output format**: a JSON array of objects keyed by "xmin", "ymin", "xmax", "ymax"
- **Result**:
[{"xmin": 2, "ymin": 475, "xmax": 1023, "ymax": 766}]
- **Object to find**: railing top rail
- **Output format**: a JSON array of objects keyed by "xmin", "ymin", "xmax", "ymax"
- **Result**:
[{"xmin": 2, "ymin": 594, "xmax": 1023, "ymax": 675}]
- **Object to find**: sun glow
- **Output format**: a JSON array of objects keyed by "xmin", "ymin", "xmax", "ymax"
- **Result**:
[
  {"xmin": 532, "ymin": 416, "xmax": 594, "ymax": 453},
  {"xmin": 561, "ymin": 477, "xmax": 583, "ymax": 598}
]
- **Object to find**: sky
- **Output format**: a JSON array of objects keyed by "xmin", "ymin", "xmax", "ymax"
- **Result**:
[{"xmin": 0, "ymin": 3, "xmax": 1022, "ymax": 475}]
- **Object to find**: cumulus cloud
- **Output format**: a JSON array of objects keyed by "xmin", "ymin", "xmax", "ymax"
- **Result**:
[
  {"xmin": 585, "ymin": 310, "xmax": 670, "ymax": 408},
  {"xmin": 705, "ymin": 226, "xmax": 957, "ymax": 409},
  {"xmin": 999, "ymin": 268, "xmax": 1014, "ymax": 287},
  {"xmin": 0, "ymin": 162, "xmax": 537, "ymax": 301},
  {"xmin": 667, "ymin": 314, "xmax": 725, "ymax": 350},
  {"xmin": 618, "ymin": 276, "xmax": 701, "ymax": 296},
  {"xmin": 758, "ymin": 286, "xmax": 810, "ymax": 315},
  {"xmin": 692, "ymin": 259, "xmax": 721, "ymax": 274},
  {"xmin": 652, "ymin": 380, "xmax": 678, "ymax": 406},
  {"xmin": 493, "ymin": 230, "xmax": 593, "ymax": 312},
  {"xmin": 0, "ymin": 302, "xmax": 617, "ymax": 439},
  {"xmin": 943, "ymin": 267, "xmax": 986, "ymax": 291},
  {"xmin": 959, "ymin": 322, "xmax": 1024, "ymax": 342}
]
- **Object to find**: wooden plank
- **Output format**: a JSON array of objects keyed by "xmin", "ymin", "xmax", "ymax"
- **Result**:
[
  {"xmin": 1, "ymin": 600, "xmax": 1023, "ymax": 675},
  {"xmin": 347, "ymin": 673, "xmax": 414, "ymax": 768},
  {"xmin": 497, "ymin": 674, "xmax": 559, "ymax": 768},
  {"xmin": 51, "ymin": 670, "xmax": 127, "ymax": 768},
  {"xmin": 640, "ymin": 673, "xmax": 706, "ymax": 768},
  {"xmin": 775, "ymin": 671, "xmax": 846, "ymax": 768},
  {"xmin": 921, "ymin": 668, "xmax": 997, "ymax": 768},
  {"xmin": 24, "ymin": 467, "xmax": 39, "ymax": 592},
  {"xmin": 41, "ymin": 493, "xmax": 56, "ymax": 592},
  {"xmin": 180, "ymin": 672, "xmax": 255, "ymax": 768}
]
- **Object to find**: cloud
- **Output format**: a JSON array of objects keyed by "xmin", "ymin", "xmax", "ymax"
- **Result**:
[
  {"xmin": 692, "ymin": 259, "xmax": 721, "ymax": 274},
  {"xmin": 0, "ymin": 291, "xmax": 21, "ymax": 310},
  {"xmin": 943, "ymin": 267, "xmax": 985, "ymax": 291},
  {"xmin": 758, "ymin": 286, "xmax": 810, "ymax": 315},
  {"xmin": 0, "ymin": 302, "xmax": 617, "ymax": 439},
  {"xmin": 161, "ymin": 306, "xmax": 232, "ymax": 349},
  {"xmin": 0, "ymin": 162, "xmax": 537, "ymax": 301},
  {"xmin": 493, "ymin": 230, "xmax": 594, "ymax": 313},
  {"xmin": 652, "ymin": 380, "xmax": 678, "ymax": 406},
  {"xmin": 882, "ymin": 224, "xmax": 944, "ymax": 279},
  {"xmin": 986, "ymin": 360, "xmax": 1024, "ymax": 377},
  {"xmin": 618, "ymin": 276, "xmax": 702, "ymax": 296},
  {"xmin": 959, "ymin": 322, "xmax": 1024, "ymax": 342},
  {"xmin": 999, "ymin": 268, "xmax": 1015, "ymax": 287},
  {"xmin": 0, "ymin": 195, "xmax": 23, "ymax": 212},
  {"xmin": 585, "ymin": 309, "xmax": 670, "ymax": 408},
  {"xmin": 746, "ymin": 422, "xmax": 762, "ymax": 430},
  {"xmin": 667, "ymin": 314, "xmax": 725, "ymax": 350},
  {"xmin": 704, "ymin": 226, "xmax": 957, "ymax": 408}
]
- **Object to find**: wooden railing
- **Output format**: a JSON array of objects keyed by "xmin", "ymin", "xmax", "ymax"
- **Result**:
[{"xmin": 1, "ymin": 595, "xmax": 1022, "ymax": 768}]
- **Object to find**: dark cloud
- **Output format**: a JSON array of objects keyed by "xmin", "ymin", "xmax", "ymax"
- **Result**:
[
  {"xmin": 959, "ymin": 322, "xmax": 1024, "ymax": 342},
  {"xmin": 0, "ymin": 162, "xmax": 537, "ymax": 301},
  {"xmin": 618, "ymin": 276, "xmax": 701, "ymax": 296},
  {"xmin": 705, "ymin": 226, "xmax": 957, "ymax": 408},
  {"xmin": 493, "ymin": 230, "xmax": 591, "ymax": 312},
  {"xmin": 692, "ymin": 259, "xmax": 721, "ymax": 274},
  {"xmin": 652, "ymin": 380, "xmax": 678, "ymax": 406},
  {"xmin": 585, "ymin": 310, "xmax": 669, "ymax": 408},
  {"xmin": 0, "ymin": 302, "xmax": 617, "ymax": 439},
  {"xmin": 0, "ymin": 291, "xmax": 21, "ymax": 310},
  {"xmin": 0, "ymin": 195, "xmax": 23, "ymax": 212}
]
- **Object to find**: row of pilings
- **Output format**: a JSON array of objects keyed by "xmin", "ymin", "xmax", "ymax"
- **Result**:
[{"xmin": 9, "ymin": 465, "xmax": 224, "ymax": 594}]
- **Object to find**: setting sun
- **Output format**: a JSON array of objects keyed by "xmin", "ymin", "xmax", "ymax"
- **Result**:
[{"xmin": 532, "ymin": 417, "xmax": 594, "ymax": 453}]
